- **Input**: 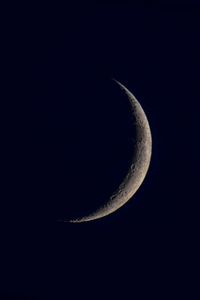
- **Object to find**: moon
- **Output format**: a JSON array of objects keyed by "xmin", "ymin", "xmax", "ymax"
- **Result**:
[{"xmin": 69, "ymin": 80, "xmax": 152, "ymax": 223}]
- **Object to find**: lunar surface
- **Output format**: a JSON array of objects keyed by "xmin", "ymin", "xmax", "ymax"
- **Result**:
[{"xmin": 69, "ymin": 80, "xmax": 152, "ymax": 223}]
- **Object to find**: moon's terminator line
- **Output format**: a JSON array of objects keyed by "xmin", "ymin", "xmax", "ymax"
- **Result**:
[{"xmin": 69, "ymin": 80, "xmax": 152, "ymax": 223}]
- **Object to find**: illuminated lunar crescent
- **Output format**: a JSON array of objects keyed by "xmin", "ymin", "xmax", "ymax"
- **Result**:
[{"xmin": 69, "ymin": 80, "xmax": 152, "ymax": 223}]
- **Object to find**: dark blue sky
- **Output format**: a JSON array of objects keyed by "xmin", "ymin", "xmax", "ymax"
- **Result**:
[{"xmin": 1, "ymin": 2, "xmax": 199, "ymax": 299}]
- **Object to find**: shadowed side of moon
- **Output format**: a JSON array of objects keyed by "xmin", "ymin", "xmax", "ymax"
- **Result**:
[
  {"xmin": 29, "ymin": 78, "xmax": 137, "ymax": 222},
  {"xmin": 68, "ymin": 80, "xmax": 152, "ymax": 223}
]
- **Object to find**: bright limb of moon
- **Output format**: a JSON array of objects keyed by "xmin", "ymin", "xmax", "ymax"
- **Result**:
[{"xmin": 69, "ymin": 80, "xmax": 152, "ymax": 223}]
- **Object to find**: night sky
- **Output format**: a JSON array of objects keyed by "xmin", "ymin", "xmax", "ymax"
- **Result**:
[{"xmin": 1, "ymin": 1, "xmax": 200, "ymax": 299}]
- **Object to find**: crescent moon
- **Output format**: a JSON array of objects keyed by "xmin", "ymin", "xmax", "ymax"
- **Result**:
[{"xmin": 69, "ymin": 80, "xmax": 152, "ymax": 223}]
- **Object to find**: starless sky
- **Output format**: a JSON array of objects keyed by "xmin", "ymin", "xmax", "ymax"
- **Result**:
[{"xmin": 1, "ymin": 1, "xmax": 200, "ymax": 299}]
